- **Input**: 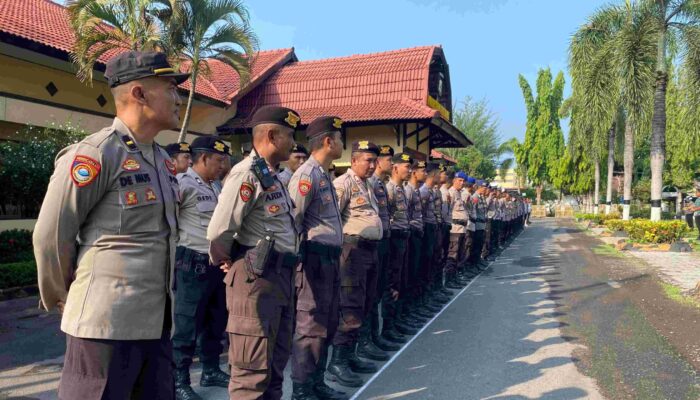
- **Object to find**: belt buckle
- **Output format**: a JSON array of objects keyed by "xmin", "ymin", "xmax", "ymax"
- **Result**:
[{"xmin": 194, "ymin": 263, "xmax": 207, "ymax": 275}]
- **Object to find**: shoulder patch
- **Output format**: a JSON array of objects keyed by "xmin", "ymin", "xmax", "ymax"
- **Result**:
[
  {"xmin": 239, "ymin": 182, "xmax": 255, "ymax": 202},
  {"xmin": 71, "ymin": 155, "xmax": 101, "ymax": 187},
  {"xmin": 298, "ymin": 179, "xmax": 312, "ymax": 196}
]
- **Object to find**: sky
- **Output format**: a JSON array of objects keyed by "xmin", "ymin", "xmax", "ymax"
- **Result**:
[{"xmin": 246, "ymin": 0, "xmax": 610, "ymax": 143}]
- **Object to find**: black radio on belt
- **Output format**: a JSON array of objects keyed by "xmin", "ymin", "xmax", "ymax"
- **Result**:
[
  {"xmin": 244, "ymin": 232, "xmax": 275, "ymax": 282},
  {"xmin": 251, "ymin": 156, "xmax": 275, "ymax": 190}
]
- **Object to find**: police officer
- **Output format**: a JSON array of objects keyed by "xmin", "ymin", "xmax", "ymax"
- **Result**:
[
  {"xmin": 166, "ymin": 141, "xmax": 193, "ymax": 174},
  {"xmin": 404, "ymin": 160, "xmax": 432, "ymax": 321},
  {"xmin": 366, "ymin": 145, "xmax": 401, "ymax": 354},
  {"xmin": 471, "ymin": 181, "xmax": 488, "ymax": 270},
  {"xmin": 327, "ymin": 141, "xmax": 383, "ymax": 386},
  {"xmin": 418, "ymin": 163, "xmax": 442, "ymax": 312},
  {"xmin": 428, "ymin": 163, "xmax": 450, "ymax": 304},
  {"xmin": 33, "ymin": 51, "xmax": 187, "ymax": 399},
  {"xmin": 172, "ymin": 136, "xmax": 231, "ymax": 400},
  {"xmin": 438, "ymin": 166, "xmax": 456, "ymax": 292},
  {"xmin": 384, "ymin": 153, "xmax": 414, "ymax": 341},
  {"xmin": 279, "ymin": 143, "xmax": 309, "ymax": 187},
  {"xmin": 447, "ymin": 172, "xmax": 469, "ymax": 288},
  {"xmin": 287, "ymin": 116, "xmax": 346, "ymax": 400},
  {"xmin": 207, "ymin": 105, "xmax": 301, "ymax": 400}
]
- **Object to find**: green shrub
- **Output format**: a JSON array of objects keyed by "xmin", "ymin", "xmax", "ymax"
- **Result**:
[
  {"xmin": 604, "ymin": 219, "xmax": 689, "ymax": 244},
  {"xmin": 0, "ymin": 260, "xmax": 36, "ymax": 289},
  {"xmin": 0, "ymin": 229, "xmax": 34, "ymax": 263},
  {"xmin": 576, "ymin": 213, "xmax": 621, "ymax": 225}
]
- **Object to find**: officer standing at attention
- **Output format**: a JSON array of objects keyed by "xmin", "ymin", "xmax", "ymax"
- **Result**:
[
  {"xmin": 327, "ymin": 141, "xmax": 383, "ymax": 386},
  {"xmin": 207, "ymin": 105, "xmax": 301, "ymax": 400},
  {"xmin": 404, "ymin": 160, "xmax": 431, "ymax": 321},
  {"xmin": 279, "ymin": 143, "xmax": 309, "ymax": 187},
  {"xmin": 438, "ymin": 167, "xmax": 455, "ymax": 293},
  {"xmin": 172, "ymin": 136, "xmax": 231, "ymax": 400},
  {"xmin": 33, "ymin": 51, "xmax": 188, "ymax": 399},
  {"xmin": 448, "ymin": 172, "xmax": 469, "ymax": 288},
  {"xmin": 418, "ymin": 163, "xmax": 442, "ymax": 312},
  {"xmin": 383, "ymin": 153, "xmax": 414, "ymax": 342},
  {"xmin": 166, "ymin": 141, "xmax": 194, "ymax": 174},
  {"xmin": 287, "ymin": 116, "xmax": 346, "ymax": 400},
  {"xmin": 427, "ymin": 163, "xmax": 450, "ymax": 304},
  {"xmin": 366, "ymin": 145, "xmax": 400, "ymax": 355}
]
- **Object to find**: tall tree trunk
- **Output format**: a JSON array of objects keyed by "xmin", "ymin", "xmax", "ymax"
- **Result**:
[
  {"xmin": 594, "ymin": 159, "xmax": 600, "ymax": 215},
  {"xmin": 536, "ymin": 185, "xmax": 542, "ymax": 205},
  {"xmin": 650, "ymin": 29, "xmax": 667, "ymax": 221},
  {"xmin": 623, "ymin": 118, "xmax": 635, "ymax": 220},
  {"xmin": 676, "ymin": 191, "xmax": 682, "ymax": 218},
  {"xmin": 178, "ymin": 70, "xmax": 198, "ymax": 143},
  {"xmin": 605, "ymin": 125, "xmax": 615, "ymax": 215}
]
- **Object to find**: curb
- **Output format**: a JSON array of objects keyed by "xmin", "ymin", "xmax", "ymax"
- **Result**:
[{"xmin": 0, "ymin": 284, "xmax": 39, "ymax": 301}]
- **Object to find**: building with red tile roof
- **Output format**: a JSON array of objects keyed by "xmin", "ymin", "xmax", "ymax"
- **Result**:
[{"xmin": 0, "ymin": 0, "xmax": 470, "ymax": 161}]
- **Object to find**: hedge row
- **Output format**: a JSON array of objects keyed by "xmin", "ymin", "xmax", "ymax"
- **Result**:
[
  {"xmin": 575, "ymin": 213, "xmax": 622, "ymax": 225},
  {"xmin": 0, "ymin": 229, "xmax": 34, "ymax": 263},
  {"xmin": 604, "ymin": 219, "xmax": 689, "ymax": 244},
  {"xmin": 0, "ymin": 260, "xmax": 36, "ymax": 289}
]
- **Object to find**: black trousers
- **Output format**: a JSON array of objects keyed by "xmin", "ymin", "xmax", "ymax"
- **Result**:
[
  {"xmin": 467, "ymin": 229, "xmax": 485, "ymax": 265},
  {"xmin": 59, "ymin": 330, "xmax": 174, "ymax": 400},
  {"xmin": 172, "ymin": 247, "xmax": 227, "ymax": 370}
]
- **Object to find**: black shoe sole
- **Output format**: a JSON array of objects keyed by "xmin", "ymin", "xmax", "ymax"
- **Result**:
[
  {"xmin": 199, "ymin": 381, "xmax": 228, "ymax": 388},
  {"xmin": 325, "ymin": 372, "xmax": 363, "ymax": 388}
]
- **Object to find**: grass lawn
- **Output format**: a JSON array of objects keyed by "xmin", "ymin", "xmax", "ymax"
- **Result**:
[{"xmin": 659, "ymin": 282, "xmax": 700, "ymax": 309}]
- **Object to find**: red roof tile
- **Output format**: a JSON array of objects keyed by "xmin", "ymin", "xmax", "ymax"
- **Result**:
[
  {"xmin": 237, "ymin": 46, "xmax": 442, "ymax": 124},
  {"xmin": 0, "ymin": 0, "xmax": 292, "ymax": 105}
]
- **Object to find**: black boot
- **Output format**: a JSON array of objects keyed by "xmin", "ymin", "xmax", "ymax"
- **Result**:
[
  {"xmin": 395, "ymin": 320, "xmax": 419, "ymax": 335},
  {"xmin": 174, "ymin": 368, "xmax": 202, "ymax": 400},
  {"xmin": 373, "ymin": 329, "xmax": 401, "ymax": 351},
  {"xmin": 292, "ymin": 380, "xmax": 321, "ymax": 400},
  {"xmin": 326, "ymin": 345, "xmax": 363, "ymax": 387},
  {"xmin": 200, "ymin": 363, "xmax": 230, "ymax": 388},
  {"xmin": 347, "ymin": 343, "xmax": 378, "ymax": 373},
  {"xmin": 382, "ymin": 327, "xmax": 407, "ymax": 344},
  {"xmin": 357, "ymin": 329, "xmax": 389, "ymax": 361},
  {"xmin": 311, "ymin": 349, "xmax": 348, "ymax": 400}
]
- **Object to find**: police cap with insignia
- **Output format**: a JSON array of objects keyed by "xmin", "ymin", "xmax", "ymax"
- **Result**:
[
  {"xmin": 438, "ymin": 162, "xmax": 448, "ymax": 172},
  {"xmin": 291, "ymin": 143, "xmax": 309, "ymax": 156},
  {"xmin": 164, "ymin": 142, "xmax": 191, "ymax": 156},
  {"xmin": 104, "ymin": 51, "xmax": 190, "ymax": 88},
  {"xmin": 412, "ymin": 160, "xmax": 427, "ymax": 169},
  {"xmin": 306, "ymin": 116, "xmax": 343, "ymax": 140},
  {"xmin": 250, "ymin": 105, "xmax": 301, "ymax": 130},
  {"xmin": 351, "ymin": 140, "xmax": 379, "ymax": 155},
  {"xmin": 392, "ymin": 152, "xmax": 413, "ymax": 164},
  {"xmin": 378, "ymin": 145, "xmax": 394, "ymax": 157},
  {"xmin": 191, "ymin": 136, "xmax": 230, "ymax": 155},
  {"xmin": 425, "ymin": 162, "xmax": 439, "ymax": 173}
]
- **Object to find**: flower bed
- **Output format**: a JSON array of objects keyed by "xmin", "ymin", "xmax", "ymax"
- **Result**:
[
  {"xmin": 604, "ymin": 219, "xmax": 689, "ymax": 244},
  {"xmin": 0, "ymin": 229, "xmax": 34, "ymax": 263},
  {"xmin": 0, "ymin": 260, "xmax": 36, "ymax": 289},
  {"xmin": 575, "ymin": 213, "xmax": 621, "ymax": 225}
]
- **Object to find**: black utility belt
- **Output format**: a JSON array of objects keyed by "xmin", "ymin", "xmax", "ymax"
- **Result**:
[
  {"xmin": 303, "ymin": 240, "xmax": 342, "ymax": 258},
  {"xmin": 391, "ymin": 229, "xmax": 411, "ymax": 239},
  {"xmin": 453, "ymin": 219, "xmax": 468, "ymax": 226},
  {"xmin": 344, "ymin": 234, "xmax": 379, "ymax": 251},
  {"xmin": 232, "ymin": 241, "xmax": 299, "ymax": 270}
]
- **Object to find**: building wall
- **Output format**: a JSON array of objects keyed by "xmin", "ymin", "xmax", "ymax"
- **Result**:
[
  {"xmin": 493, "ymin": 168, "xmax": 521, "ymax": 189},
  {"xmin": 0, "ymin": 52, "xmax": 235, "ymax": 143}
]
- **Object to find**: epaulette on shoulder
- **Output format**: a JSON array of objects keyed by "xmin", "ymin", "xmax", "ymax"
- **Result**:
[{"xmin": 82, "ymin": 126, "xmax": 115, "ymax": 148}]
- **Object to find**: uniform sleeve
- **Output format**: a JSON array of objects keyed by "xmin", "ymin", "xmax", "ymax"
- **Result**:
[
  {"xmin": 333, "ymin": 176, "xmax": 350, "ymax": 213},
  {"xmin": 33, "ymin": 143, "xmax": 109, "ymax": 311},
  {"xmin": 207, "ymin": 172, "xmax": 259, "ymax": 264},
  {"xmin": 386, "ymin": 184, "xmax": 395, "ymax": 214},
  {"xmin": 288, "ymin": 170, "xmax": 314, "ymax": 229},
  {"xmin": 178, "ymin": 175, "xmax": 198, "ymax": 212}
]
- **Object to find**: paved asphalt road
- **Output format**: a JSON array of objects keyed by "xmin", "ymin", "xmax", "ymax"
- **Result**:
[{"xmin": 1, "ymin": 220, "xmax": 698, "ymax": 399}]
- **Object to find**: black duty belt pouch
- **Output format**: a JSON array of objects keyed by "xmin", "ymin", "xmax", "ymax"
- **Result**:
[{"xmin": 244, "ymin": 235, "xmax": 275, "ymax": 282}]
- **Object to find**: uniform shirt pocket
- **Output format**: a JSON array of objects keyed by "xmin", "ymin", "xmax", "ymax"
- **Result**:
[
  {"xmin": 118, "ymin": 187, "xmax": 161, "ymax": 233},
  {"xmin": 195, "ymin": 201, "xmax": 216, "ymax": 227},
  {"xmin": 263, "ymin": 200, "xmax": 290, "ymax": 233}
]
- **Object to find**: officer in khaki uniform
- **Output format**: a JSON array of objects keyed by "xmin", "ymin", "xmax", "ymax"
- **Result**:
[
  {"xmin": 447, "ymin": 172, "xmax": 469, "ymax": 288},
  {"xmin": 364, "ymin": 145, "xmax": 399, "ymax": 358},
  {"xmin": 279, "ymin": 143, "xmax": 309, "ymax": 187},
  {"xmin": 207, "ymin": 106, "xmax": 301, "ymax": 400},
  {"xmin": 327, "ymin": 141, "xmax": 383, "ymax": 387},
  {"xmin": 166, "ymin": 141, "xmax": 193, "ymax": 174},
  {"xmin": 287, "ymin": 116, "xmax": 346, "ymax": 400},
  {"xmin": 384, "ymin": 153, "xmax": 414, "ymax": 341},
  {"xmin": 173, "ymin": 136, "xmax": 231, "ymax": 400},
  {"xmin": 33, "ymin": 51, "xmax": 188, "ymax": 399}
]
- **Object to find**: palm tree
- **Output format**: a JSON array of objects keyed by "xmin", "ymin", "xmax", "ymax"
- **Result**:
[
  {"xmin": 68, "ymin": 0, "xmax": 176, "ymax": 83},
  {"xmin": 165, "ymin": 0, "xmax": 258, "ymax": 142},
  {"xmin": 645, "ymin": 0, "xmax": 700, "ymax": 220},
  {"xmin": 569, "ymin": 1, "xmax": 657, "ymax": 220}
]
